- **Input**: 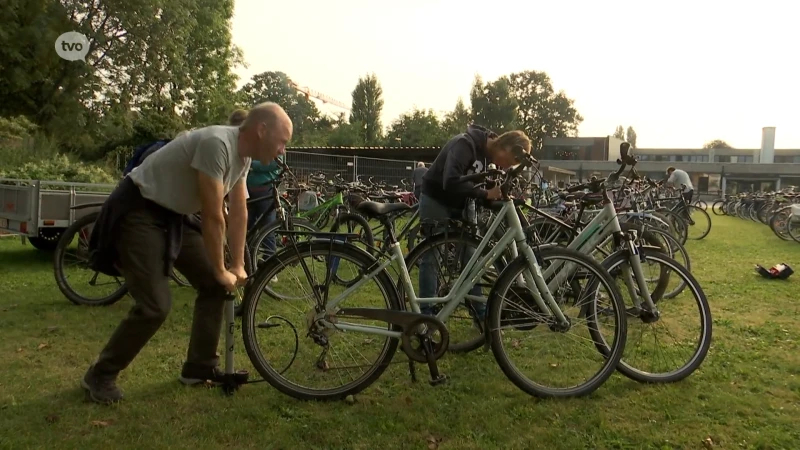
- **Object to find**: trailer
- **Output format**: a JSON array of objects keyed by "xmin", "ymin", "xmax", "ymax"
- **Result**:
[{"xmin": 0, "ymin": 178, "xmax": 115, "ymax": 251}]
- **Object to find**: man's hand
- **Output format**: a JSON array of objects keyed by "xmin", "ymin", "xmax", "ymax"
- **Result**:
[
  {"xmin": 229, "ymin": 265, "xmax": 248, "ymax": 286},
  {"xmin": 486, "ymin": 185, "xmax": 502, "ymax": 200},
  {"xmin": 215, "ymin": 269, "xmax": 239, "ymax": 292}
]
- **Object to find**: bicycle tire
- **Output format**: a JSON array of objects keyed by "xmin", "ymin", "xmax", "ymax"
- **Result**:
[
  {"xmin": 600, "ymin": 250, "xmax": 712, "ymax": 383},
  {"xmin": 53, "ymin": 212, "xmax": 128, "ymax": 306},
  {"xmin": 487, "ymin": 246, "xmax": 627, "ymax": 398},
  {"xmin": 400, "ymin": 231, "xmax": 510, "ymax": 354},
  {"xmin": 241, "ymin": 240, "xmax": 402, "ymax": 401},
  {"xmin": 686, "ymin": 205, "xmax": 712, "ymax": 240},
  {"xmin": 170, "ymin": 269, "xmax": 191, "ymax": 287},
  {"xmin": 711, "ymin": 201, "xmax": 725, "ymax": 216}
]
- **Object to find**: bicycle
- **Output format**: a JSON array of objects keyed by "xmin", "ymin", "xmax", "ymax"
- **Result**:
[
  {"xmin": 53, "ymin": 207, "xmax": 252, "ymax": 306},
  {"xmin": 237, "ymin": 149, "xmax": 629, "ymax": 400},
  {"xmin": 499, "ymin": 147, "xmax": 712, "ymax": 383}
]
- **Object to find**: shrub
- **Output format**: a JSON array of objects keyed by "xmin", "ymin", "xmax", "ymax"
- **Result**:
[{"xmin": 0, "ymin": 154, "xmax": 117, "ymax": 185}]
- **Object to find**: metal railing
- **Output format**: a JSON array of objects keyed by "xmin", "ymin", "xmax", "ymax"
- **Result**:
[{"xmin": 117, "ymin": 150, "xmax": 421, "ymax": 190}]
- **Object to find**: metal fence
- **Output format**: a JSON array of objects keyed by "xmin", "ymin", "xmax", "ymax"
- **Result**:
[
  {"xmin": 286, "ymin": 152, "xmax": 418, "ymax": 188},
  {"xmin": 117, "ymin": 149, "xmax": 420, "ymax": 189}
]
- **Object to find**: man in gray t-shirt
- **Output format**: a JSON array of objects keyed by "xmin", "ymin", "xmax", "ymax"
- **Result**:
[
  {"xmin": 666, "ymin": 166, "xmax": 694, "ymax": 202},
  {"xmin": 411, "ymin": 162, "xmax": 428, "ymax": 199},
  {"xmin": 81, "ymin": 102, "xmax": 293, "ymax": 405},
  {"xmin": 131, "ymin": 125, "xmax": 252, "ymax": 215}
]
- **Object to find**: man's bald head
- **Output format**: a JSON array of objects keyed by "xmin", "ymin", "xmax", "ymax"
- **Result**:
[
  {"xmin": 242, "ymin": 102, "xmax": 291, "ymax": 131},
  {"xmin": 239, "ymin": 102, "xmax": 293, "ymax": 164}
]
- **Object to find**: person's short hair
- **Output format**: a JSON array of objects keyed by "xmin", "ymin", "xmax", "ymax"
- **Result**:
[
  {"xmin": 666, "ymin": 166, "xmax": 676, "ymax": 174},
  {"xmin": 417, "ymin": 162, "xmax": 425, "ymax": 168},
  {"xmin": 495, "ymin": 130, "xmax": 532, "ymax": 155},
  {"xmin": 228, "ymin": 109, "xmax": 248, "ymax": 126}
]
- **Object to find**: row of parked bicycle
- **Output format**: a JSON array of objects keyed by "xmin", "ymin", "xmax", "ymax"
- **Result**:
[
  {"xmin": 50, "ymin": 143, "xmax": 712, "ymax": 402},
  {"xmin": 710, "ymin": 189, "xmax": 800, "ymax": 242}
]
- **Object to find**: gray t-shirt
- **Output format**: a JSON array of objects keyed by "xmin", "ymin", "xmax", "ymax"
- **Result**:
[
  {"xmin": 129, "ymin": 125, "xmax": 251, "ymax": 215},
  {"xmin": 667, "ymin": 169, "xmax": 694, "ymax": 193},
  {"xmin": 412, "ymin": 166, "xmax": 428, "ymax": 189}
]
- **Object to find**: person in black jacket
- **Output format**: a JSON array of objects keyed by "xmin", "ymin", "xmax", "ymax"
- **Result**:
[{"xmin": 418, "ymin": 124, "xmax": 531, "ymax": 320}]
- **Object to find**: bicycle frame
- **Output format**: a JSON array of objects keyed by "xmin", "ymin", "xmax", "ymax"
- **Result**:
[
  {"xmin": 531, "ymin": 196, "xmax": 658, "ymax": 312},
  {"xmin": 295, "ymin": 191, "xmax": 345, "ymax": 225},
  {"xmin": 322, "ymin": 199, "xmax": 568, "ymax": 339}
]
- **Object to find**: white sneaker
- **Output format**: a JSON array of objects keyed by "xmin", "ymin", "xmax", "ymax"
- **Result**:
[{"xmin": 270, "ymin": 275, "xmax": 278, "ymax": 283}]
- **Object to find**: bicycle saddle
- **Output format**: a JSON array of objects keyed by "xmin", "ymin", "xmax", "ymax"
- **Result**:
[{"xmin": 356, "ymin": 201, "xmax": 410, "ymax": 218}]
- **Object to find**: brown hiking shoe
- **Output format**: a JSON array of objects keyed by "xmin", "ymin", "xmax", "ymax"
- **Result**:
[{"xmin": 81, "ymin": 364, "xmax": 123, "ymax": 404}]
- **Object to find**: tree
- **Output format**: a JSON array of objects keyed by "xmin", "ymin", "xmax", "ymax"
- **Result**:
[
  {"xmin": 385, "ymin": 109, "xmax": 449, "ymax": 147},
  {"xmin": 238, "ymin": 71, "xmax": 323, "ymax": 143},
  {"xmin": 507, "ymin": 70, "xmax": 583, "ymax": 151},
  {"xmin": 613, "ymin": 125, "xmax": 625, "ymax": 140},
  {"xmin": 0, "ymin": 0, "xmax": 242, "ymax": 157},
  {"xmin": 470, "ymin": 75, "xmax": 517, "ymax": 133},
  {"xmin": 626, "ymin": 126, "xmax": 637, "ymax": 148},
  {"xmin": 349, "ymin": 73, "xmax": 384, "ymax": 145},
  {"xmin": 327, "ymin": 121, "xmax": 366, "ymax": 147},
  {"xmin": 442, "ymin": 97, "xmax": 471, "ymax": 136},
  {"xmin": 703, "ymin": 139, "xmax": 733, "ymax": 149}
]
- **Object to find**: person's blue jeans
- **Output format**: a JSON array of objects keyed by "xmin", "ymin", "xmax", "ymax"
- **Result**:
[
  {"xmin": 417, "ymin": 194, "xmax": 484, "ymax": 320},
  {"xmin": 247, "ymin": 184, "xmax": 277, "ymax": 260}
]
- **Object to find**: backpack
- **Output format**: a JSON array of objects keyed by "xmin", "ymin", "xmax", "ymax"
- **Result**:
[{"xmin": 123, "ymin": 139, "xmax": 171, "ymax": 176}]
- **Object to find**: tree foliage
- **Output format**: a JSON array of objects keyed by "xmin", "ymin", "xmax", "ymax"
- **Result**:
[
  {"xmin": 626, "ymin": 126, "xmax": 637, "ymax": 148},
  {"xmin": 703, "ymin": 139, "xmax": 733, "ymax": 149},
  {"xmin": 385, "ymin": 109, "xmax": 449, "ymax": 147},
  {"xmin": 238, "ymin": 71, "xmax": 324, "ymax": 144},
  {"xmin": 0, "ymin": 0, "xmax": 242, "ymax": 157},
  {"xmin": 442, "ymin": 97, "xmax": 471, "ymax": 136},
  {"xmin": 507, "ymin": 70, "xmax": 583, "ymax": 151},
  {"xmin": 470, "ymin": 75, "xmax": 517, "ymax": 133},
  {"xmin": 349, "ymin": 73, "xmax": 384, "ymax": 145},
  {"xmin": 613, "ymin": 125, "xmax": 625, "ymax": 140}
]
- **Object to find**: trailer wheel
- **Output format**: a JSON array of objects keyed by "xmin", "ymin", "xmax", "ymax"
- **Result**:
[{"xmin": 27, "ymin": 229, "xmax": 64, "ymax": 251}]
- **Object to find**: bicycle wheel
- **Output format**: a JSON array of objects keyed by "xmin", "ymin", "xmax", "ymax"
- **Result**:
[
  {"xmin": 656, "ymin": 209, "xmax": 688, "ymax": 245},
  {"xmin": 640, "ymin": 227, "xmax": 691, "ymax": 299},
  {"xmin": 241, "ymin": 240, "xmax": 402, "ymax": 401},
  {"xmin": 400, "ymin": 231, "xmax": 509, "ymax": 354},
  {"xmin": 487, "ymin": 246, "xmax": 627, "ymax": 398},
  {"xmin": 600, "ymin": 250, "xmax": 712, "ymax": 383},
  {"xmin": 685, "ymin": 205, "xmax": 711, "ymax": 240},
  {"xmin": 787, "ymin": 214, "xmax": 800, "ymax": 243},
  {"xmin": 53, "ymin": 212, "xmax": 128, "ymax": 306},
  {"xmin": 711, "ymin": 201, "xmax": 725, "ymax": 216},
  {"xmin": 769, "ymin": 206, "xmax": 792, "ymax": 241},
  {"xmin": 170, "ymin": 269, "xmax": 190, "ymax": 287},
  {"xmin": 247, "ymin": 217, "xmax": 318, "ymax": 270},
  {"xmin": 693, "ymin": 200, "xmax": 707, "ymax": 210}
]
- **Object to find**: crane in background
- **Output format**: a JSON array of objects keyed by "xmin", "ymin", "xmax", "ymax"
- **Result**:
[{"xmin": 289, "ymin": 81, "xmax": 351, "ymax": 112}]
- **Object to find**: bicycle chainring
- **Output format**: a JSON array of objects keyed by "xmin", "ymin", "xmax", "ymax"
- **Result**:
[{"xmin": 401, "ymin": 316, "xmax": 450, "ymax": 363}]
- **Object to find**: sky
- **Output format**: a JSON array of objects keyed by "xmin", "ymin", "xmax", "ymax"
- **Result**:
[{"xmin": 230, "ymin": 0, "xmax": 799, "ymax": 149}]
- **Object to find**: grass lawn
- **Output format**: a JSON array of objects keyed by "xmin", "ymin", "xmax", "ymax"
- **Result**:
[{"xmin": 1, "ymin": 216, "xmax": 799, "ymax": 449}]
